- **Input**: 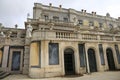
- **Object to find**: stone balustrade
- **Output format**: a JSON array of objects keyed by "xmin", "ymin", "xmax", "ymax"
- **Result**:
[
  {"xmin": 81, "ymin": 34, "xmax": 97, "ymax": 40},
  {"xmin": 31, "ymin": 30, "xmax": 120, "ymax": 42},
  {"xmin": 100, "ymin": 35, "xmax": 113, "ymax": 41},
  {"xmin": 115, "ymin": 36, "xmax": 120, "ymax": 41},
  {"xmin": 56, "ymin": 32, "xmax": 78, "ymax": 39}
]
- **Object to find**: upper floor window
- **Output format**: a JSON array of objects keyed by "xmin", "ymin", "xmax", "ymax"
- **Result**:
[
  {"xmin": 10, "ymin": 32, "xmax": 17, "ymax": 38},
  {"xmin": 44, "ymin": 15, "xmax": 49, "ymax": 20},
  {"xmin": 53, "ymin": 16, "xmax": 59, "ymax": 21},
  {"xmin": 89, "ymin": 21, "xmax": 94, "ymax": 26},
  {"xmin": 99, "ymin": 23, "xmax": 103, "ymax": 28},
  {"xmin": 78, "ymin": 20, "xmax": 83, "ymax": 25},
  {"xmin": 118, "ymin": 25, "xmax": 120, "ymax": 29},
  {"xmin": 63, "ymin": 18, "xmax": 68, "ymax": 22},
  {"xmin": 109, "ymin": 24, "xmax": 113, "ymax": 28},
  {"xmin": 20, "ymin": 33, "xmax": 25, "ymax": 38}
]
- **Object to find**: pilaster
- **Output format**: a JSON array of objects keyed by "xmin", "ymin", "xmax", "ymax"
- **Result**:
[
  {"xmin": 2, "ymin": 45, "xmax": 9, "ymax": 71},
  {"xmin": 23, "ymin": 38, "xmax": 31, "ymax": 74}
]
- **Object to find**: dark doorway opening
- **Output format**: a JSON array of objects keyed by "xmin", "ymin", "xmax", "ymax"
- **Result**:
[
  {"xmin": 88, "ymin": 48, "xmax": 97, "ymax": 72},
  {"xmin": 64, "ymin": 48, "xmax": 75, "ymax": 75},
  {"xmin": 106, "ymin": 48, "xmax": 116, "ymax": 70},
  {"xmin": 11, "ymin": 51, "xmax": 21, "ymax": 71}
]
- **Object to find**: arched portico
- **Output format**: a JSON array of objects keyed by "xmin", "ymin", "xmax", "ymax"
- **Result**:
[
  {"xmin": 64, "ymin": 48, "xmax": 75, "ymax": 75},
  {"xmin": 87, "ymin": 48, "xmax": 97, "ymax": 72},
  {"xmin": 0, "ymin": 50, "xmax": 3, "ymax": 67},
  {"xmin": 106, "ymin": 48, "xmax": 116, "ymax": 70}
]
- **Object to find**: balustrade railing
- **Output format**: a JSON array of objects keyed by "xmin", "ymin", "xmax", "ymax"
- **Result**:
[
  {"xmin": 100, "ymin": 35, "xmax": 113, "ymax": 41},
  {"xmin": 32, "ymin": 30, "xmax": 120, "ymax": 42},
  {"xmin": 56, "ymin": 32, "xmax": 78, "ymax": 39},
  {"xmin": 81, "ymin": 34, "xmax": 97, "ymax": 40},
  {"xmin": 115, "ymin": 36, "xmax": 120, "ymax": 41}
]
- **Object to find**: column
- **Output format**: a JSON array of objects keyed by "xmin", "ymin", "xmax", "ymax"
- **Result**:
[
  {"xmin": 23, "ymin": 46, "xmax": 30, "ymax": 74},
  {"xmin": 2, "ymin": 46, "xmax": 9, "ymax": 71},
  {"xmin": 85, "ymin": 44, "xmax": 90, "ymax": 73},
  {"xmin": 23, "ymin": 38, "xmax": 31, "ymax": 74}
]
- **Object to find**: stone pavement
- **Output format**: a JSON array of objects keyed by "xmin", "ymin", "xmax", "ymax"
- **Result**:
[{"xmin": 3, "ymin": 71, "xmax": 120, "ymax": 80}]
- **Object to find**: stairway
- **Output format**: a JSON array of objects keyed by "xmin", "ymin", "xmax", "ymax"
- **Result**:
[{"xmin": 0, "ymin": 71, "xmax": 10, "ymax": 79}]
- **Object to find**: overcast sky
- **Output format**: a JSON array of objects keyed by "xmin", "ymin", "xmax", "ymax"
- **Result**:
[{"xmin": 0, "ymin": 0, "xmax": 120, "ymax": 28}]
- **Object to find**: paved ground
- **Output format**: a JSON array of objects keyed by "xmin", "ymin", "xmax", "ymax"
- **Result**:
[{"xmin": 3, "ymin": 71, "xmax": 120, "ymax": 80}]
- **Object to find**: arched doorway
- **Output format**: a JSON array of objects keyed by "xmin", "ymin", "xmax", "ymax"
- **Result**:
[
  {"xmin": 88, "ymin": 48, "xmax": 97, "ymax": 72},
  {"xmin": 0, "ymin": 50, "xmax": 3, "ymax": 67},
  {"xmin": 106, "ymin": 48, "xmax": 115, "ymax": 70},
  {"xmin": 64, "ymin": 48, "xmax": 75, "ymax": 75}
]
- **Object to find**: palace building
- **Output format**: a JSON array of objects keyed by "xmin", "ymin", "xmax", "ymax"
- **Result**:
[{"xmin": 0, "ymin": 3, "xmax": 120, "ymax": 78}]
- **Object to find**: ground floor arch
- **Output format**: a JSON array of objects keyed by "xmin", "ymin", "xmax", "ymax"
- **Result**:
[
  {"xmin": 106, "ymin": 48, "xmax": 115, "ymax": 70},
  {"xmin": 88, "ymin": 48, "xmax": 97, "ymax": 72},
  {"xmin": 0, "ymin": 50, "xmax": 3, "ymax": 67},
  {"xmin": 64, "ymin": 48, "xmax": 75, "ymax": 75}
]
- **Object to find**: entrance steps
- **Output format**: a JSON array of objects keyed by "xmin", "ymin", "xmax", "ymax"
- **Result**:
[{"xmin": 0, "ymin": 71, "xmax": 10, "ymax": 79}]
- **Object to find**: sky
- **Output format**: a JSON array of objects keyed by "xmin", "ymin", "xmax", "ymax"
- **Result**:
[{"xmin": 0, "ymin": 0, "xmax": 120, "ymax": 28}]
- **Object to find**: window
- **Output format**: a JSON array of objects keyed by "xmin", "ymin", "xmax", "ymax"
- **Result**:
[
  {"xmin": 89, "ymin": 21, "xmax": 94, "ymax": 26},
  {"xmin": 10, "ymin": 32, "xmax": 17, "ymax": 38},
  {"xmin": 44, "ymin": 15, "xmax": 49, "ymax": 20},
  {"xmin": 115, "ymin": 45, "xmax": 120, "ymax": 64},
  {"xmin": 30, "ymin": 42, "xmax": 41, "ymax": 67},
  {"xmin": 78, "ymin": 20, "xmax": 83, "ymax": 25},
  {"xmin": 49, "ymin": 43, "xmax": 59, "ymax": 65},
  {"xmin": 20, "ymin": 33, "xmax": 25, "ymax": 38},
  {"xmin": 63, "ymin": 18, "xmax": 68, "ymax": 22},
  {"xmin": 78, "ymin": 44, "xmax": 86, "ymax": 67},
  {"xmin": 109, "ymin": 24, "xmax": 113, "ymax": 28},
  {"xmin": 53, "ymin": 16, "xmax": 59, "ymax": 21},
  {"xmin": 98, "ymin": 44, "xmax": 105, "ymax": 65},
  {"xmin": 99, "ymin": 23, "xmax": 103, "ymax": 28},
  {"xmin": 118, "ymin": 25, "xmax": 120, "ymax": 29}
]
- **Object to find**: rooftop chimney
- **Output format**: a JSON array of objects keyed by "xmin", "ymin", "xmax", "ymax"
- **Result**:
[
  {"xmin": 106, "ymin": 13, "xmax": 110, "ymax": 17},
  {"xmin": 92, "ymin": 11, "xmax": 96, "ymax": 16},
  {"xmin": 49, "ymin": 3, "xmax": 52, "ymax": 6},
  {"xmin": 81, "ymin": 9, "xmax": 84, "ymax": 12},
  {"xmin": 81, "ymin": 9, "xmax": 86, "ymax": 15},
  {"xmin": 92, "ymin": 11, "xmax": 94, "ymax": 14},
  {"xmin": 118, "ymin": 17, "xmax": 120, "ymax": 20},
  {"xmin": 59, "ymin": 5, "xmax": 62, "ymax": 8},
  {"xmin": 59, "ymin": 5, "xmax": 62, "ymax": 10},
  {"xmin": 15, "ymin": 24, "xmax": 18, "ymax": 28},
  {"xmin": 49, "ymin": 3, "xmax": 52, "ymax": 9}
]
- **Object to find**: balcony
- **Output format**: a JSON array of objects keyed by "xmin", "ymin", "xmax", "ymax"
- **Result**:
[
  {"xmin": 115, "ymin": 36, "xmax": 120, "ymax": 41},
  {"xmin": 100, "ymin": 35, "xmax": 113, "ymax": 41},
  {"xmin": 31, "ymin": 30, "xmax": 120, "ymax": 43}
]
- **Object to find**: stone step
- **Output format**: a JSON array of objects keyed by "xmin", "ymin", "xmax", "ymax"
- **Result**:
[
  {"xmin": 0, "ymin": 71, "xmax": 5, "ymax": 76},
  {"xmin": 0, "ymin": 71, "xmax": 10, "ymax": 79}
]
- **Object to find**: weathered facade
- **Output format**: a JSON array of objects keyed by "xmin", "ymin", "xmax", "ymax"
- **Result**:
[
  {"xmin": 0, "ymin": 3, "xmax": 120, "ymax": 78},
  {"xmin": 0, "ymin": 26, "xmax": 26, "ymax": 74}
]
